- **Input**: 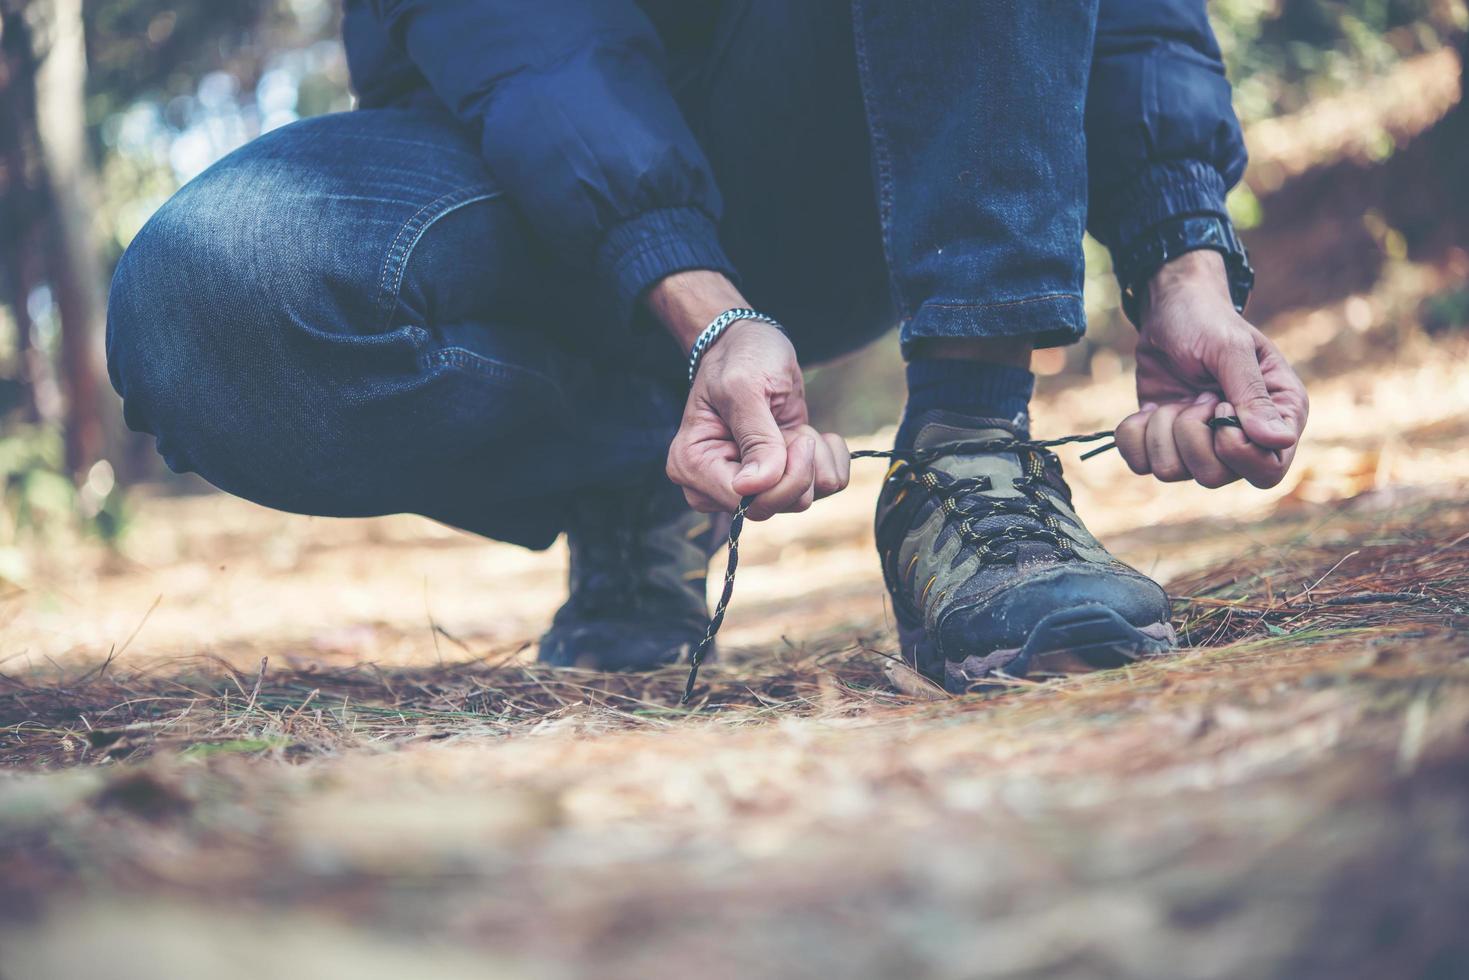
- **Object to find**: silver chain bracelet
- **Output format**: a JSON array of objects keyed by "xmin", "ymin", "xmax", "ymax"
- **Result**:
[{"xmin": 687, "ymin": 308, "xmax": 785, "ymax": 385}]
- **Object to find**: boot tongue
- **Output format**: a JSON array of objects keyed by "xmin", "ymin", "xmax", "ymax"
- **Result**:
[
  {"xmin": 909, "ymin": 409, "xmax": 1025, "ymax": 453},
  {"xmin": 901, "ymin": 411, "xmax": 1064, "ymax": 563},
  {"xmin": 904, "ymin": 409, "xmax": 1031, "ymax": 493}
]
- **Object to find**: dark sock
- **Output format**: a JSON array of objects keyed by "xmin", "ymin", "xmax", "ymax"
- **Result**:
[{"xmin": 897, "ymin": 358, "xmax": 1035, "ymax": 447}]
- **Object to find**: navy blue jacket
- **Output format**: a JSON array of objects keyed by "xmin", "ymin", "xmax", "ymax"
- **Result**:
[{"xmin": 344, "ymin": 0, "xmax": 1246, "ymax": 323}]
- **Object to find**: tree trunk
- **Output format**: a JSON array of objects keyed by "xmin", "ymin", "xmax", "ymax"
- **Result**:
[
  {"xmin": 3, "ymin": 241, "xmax": 48, "ymax": 424},
  {"xmin": 30, "ymin": 0, "xmax": 105, "ymax": 476},
  {"xmin": 0, "ymin": 4, "xmax": 43, "ymax": 423}
]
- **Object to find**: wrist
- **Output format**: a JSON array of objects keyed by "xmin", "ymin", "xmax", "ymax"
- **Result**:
[
  {"xmin": 1116, "ymin": 214, "xmax": 1254, "ymax": 326},
  {"xmin": 1144, "ymin": 249, "xmax": 1233, "ymax": 317},
  {"xmin": 688, "ymin": 309, "xmax": 788, "ymax": 386},
  {"xmin": 645, "ymin": 270, "xmax": 749, "ymax": 356}
]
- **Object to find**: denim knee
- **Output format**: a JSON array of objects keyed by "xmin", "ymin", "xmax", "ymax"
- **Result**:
[
  {"xmin": 104, "ymin": 169, "xmax": 340, "ymax": 499},
  {"xmin": 103, "ymin": 157, "xmax": 558, "ymax": 519},
  {"xmin": 106, "ymin": 200, "xmax": 220, "ymax": 461}
]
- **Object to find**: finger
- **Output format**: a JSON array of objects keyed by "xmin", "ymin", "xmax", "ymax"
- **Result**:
[
  {"xmin": 666, "ymin": 436, "xmax": 742, "ymax": 512},
  {"xmin": 789, "ymin": 431, "xmax": 817, "ymax": 514},
  {"xmin": 1144, "ymin": 402, "xmax": 1191, "ymax": 482},
  {"xmin": 1275, "ymin": 443, "xmax": 1298, "ymax": 482},
  {"xmin": 795, "ymin": 473, "xmax": 816, "ymax": 513},
  {"xmin": 1215, "ymin": 333, "xmax": 1297, "ymax": 450},
  {"xmin": 1115, "ymin": 404, "xmax": 1157, "ymax": 475},
  {"xmin": 724, "ymin": 390, "xmax": 788, "ymax": 497},
  {"xmin": 823, "ymin": 432, "xmax": 851, "ymax": 493},
  {"xmin": 1174, "ymin": 393, "xmax": 1237, "ymax": 489},
  {"xmin": 748, "ymin": 434, "xmax": 816, "ymax": 521},
  {"xmin": 1258, "ymin": 335, "xmax": 1311, "ymax": 437},
  {"xmin": 1213, "ymin": 400, "xmax": 1291, "ymax": 489},
  {"xmin": 683, "ymin": 487, "xmax": 731, "ymax": 514},
  {"xmin": 810, "ymin": 429, "xmax": 845, "ymax": 499}
]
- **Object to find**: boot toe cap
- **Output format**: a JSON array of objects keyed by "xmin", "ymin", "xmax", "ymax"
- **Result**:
[{"xmin": 936, "ymin": 564, "xmax": 1171, "ymax": 661}]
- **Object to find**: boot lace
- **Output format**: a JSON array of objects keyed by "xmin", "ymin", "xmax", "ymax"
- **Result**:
[
  {"xmin": 679, "ymin": 417, "xmax": 1242, "ymax": 702},
  {"xmin": 882, "ymin": 434, "xmax": 1084, "ymax": 567}
]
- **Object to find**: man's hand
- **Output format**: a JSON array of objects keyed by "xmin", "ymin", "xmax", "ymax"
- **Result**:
[
  {"xmin": 649, "ymin": 271, "xmax": 850, "ymax": 520},
  {"xmin": 1116, "ymin": 250, "xmax": 1308, "ymax": 489}
]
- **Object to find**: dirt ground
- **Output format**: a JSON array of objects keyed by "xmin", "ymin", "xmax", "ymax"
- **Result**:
[{"xmin": 2, "ymin": 260, "xmax": 1469, "ymax": 979}]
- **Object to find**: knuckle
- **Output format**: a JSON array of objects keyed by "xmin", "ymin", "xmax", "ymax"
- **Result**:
[
  {"xmin": 1222, "ymin": 334, "xmax": 1255, "ymax": 358},
  {"xmin": 771, "ymin": 487, "xmax": 800, "ymax": 510},
  {"xmin": 719, "ymin": 368, "xmax": 768, "ymax": 395},
  {"xmin": 1197, "ymin": 471, "xmax": 1234, "ymax": 489},
  {"xmin": 1214, "ymin": 448, "xmax": 1251, "ymax": 473},
  {"xmin": 738, "ymin": 439, "xmax": 782, "ymax": 462},
  {"xmin": 1248, "ymin": 469, "xmax": 1286, "ymax": 490},
  {"xmin": 714, "ymin": 372, "xmax": 749, "ymax": 396}
]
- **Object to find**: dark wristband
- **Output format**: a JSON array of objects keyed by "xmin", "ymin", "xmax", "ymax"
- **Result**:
[{"xmin": 1116, "ymin": 214, "xmax": 1255, "ymax": 326}]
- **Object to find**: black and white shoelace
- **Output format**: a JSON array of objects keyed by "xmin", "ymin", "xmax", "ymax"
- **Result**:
[{"xmin": 678, "ymin": 416, "xmax": 1243, "ymax": 703}]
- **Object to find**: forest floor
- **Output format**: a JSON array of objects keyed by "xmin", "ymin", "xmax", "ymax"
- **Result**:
[{"xmin": 3, "ymin": 260, "xmax": 1469, "ymax": 979}]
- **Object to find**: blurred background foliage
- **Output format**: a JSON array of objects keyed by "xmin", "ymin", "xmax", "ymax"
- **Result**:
[
  {"xmin": 0, "ymin": 0, "xmax": 346, "ymax": 575},
  {"xmin": 0, "ymin": 0, "xmax": 1466, "ymax": 571},
  {"xmin": 1214, "ymin": 0, "xmax": 1462, "ymax": 119}
]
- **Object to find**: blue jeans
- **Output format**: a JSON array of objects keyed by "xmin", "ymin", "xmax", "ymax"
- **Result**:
[{"xmin": 107, "ymin": 0, "xmax": 1095, "ymax": 549}]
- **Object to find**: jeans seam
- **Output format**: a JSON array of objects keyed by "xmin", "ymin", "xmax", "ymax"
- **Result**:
[
  {"xmin": 423, "ymin": 348, "xmax": 567, "ymax": 411},
  {"xmin": 919, "ymin": 293, "xmax": 1081, "ymax": 312},
  {"xmin": 849, "ymin": 0, "xmax": 907, "ymax": 320},
  {"xmin": 375, "ymin": 189, "xmax": 503, "ymax": 330},
  {"xmin": 423, "ymin": 347, "xmax": 552, "ymax": 384}
]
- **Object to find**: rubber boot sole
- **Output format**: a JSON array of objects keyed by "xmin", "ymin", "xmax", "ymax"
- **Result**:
[
  {"xmin": 899, "ymin": 603, "xmax": 1178, "ymax": 694},
  {"xmin": 537, "ymin": 627, "xmax": 704, "ymax": 672}
]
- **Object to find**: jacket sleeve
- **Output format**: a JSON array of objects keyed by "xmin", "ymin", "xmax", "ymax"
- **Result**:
[
  {"xmin": 370, "ymin": 0, "xmax": 735, "ymax": 323},
  {"xmin": 1085, "ymin": 0, "xmax": 1248, "ymax": 255}
]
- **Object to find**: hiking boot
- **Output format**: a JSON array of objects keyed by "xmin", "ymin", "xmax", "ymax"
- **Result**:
[
  {"xmin": 875, "ymin": 410, "xmax": 1176, "ymax": 692},
  {"xmin": 538, "ymin": 474, "xmax": 729, "ymax": 671}
]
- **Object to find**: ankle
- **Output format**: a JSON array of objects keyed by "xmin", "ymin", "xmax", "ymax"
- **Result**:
[
  {"xmin": 898, "ymin": 358, "xmax": 1035, "ymax": 447},
  {"xmin": 907, "ymin": 336, "xmax": 1034, "ymax": 369}
]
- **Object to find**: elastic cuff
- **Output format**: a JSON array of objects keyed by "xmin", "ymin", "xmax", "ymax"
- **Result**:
[
  {"xmin": 899, "ymin": 292, "xmax": 1086, "ymax": 354},
  {"xmin": 1098, "ymin": 159, "xmax": 1230, "ymax": 255},
  {"xmin": 595, "ymin": 206, "xmax": 738, "ymax": 327}
]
